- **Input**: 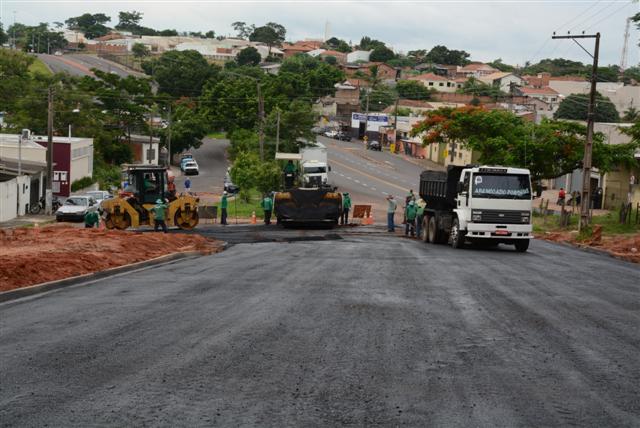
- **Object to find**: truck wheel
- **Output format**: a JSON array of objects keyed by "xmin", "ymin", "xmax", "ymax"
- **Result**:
[
  {"xmin": 514, "ymin": 239, "xmax": 530, "ymax": 252},
  {"xmin": 427, "ymin": 216, "xmax": 439, "ymax": 244},
  {"xmin": 420, "ymin": 216, "xmax": 430, "ymax": 242},
  {"xmin": 450, "ymin": 218, "xmax": 465, "ymax": 249}
]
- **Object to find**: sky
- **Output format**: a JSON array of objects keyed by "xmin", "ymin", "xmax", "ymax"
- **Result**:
[{"xmin": 1, "ymin": 0, "xmax": 638, "ymax": 67}]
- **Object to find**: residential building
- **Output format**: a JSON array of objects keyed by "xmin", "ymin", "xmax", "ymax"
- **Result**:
[
  {"xmin": 516, "ymin": 86, "xmax": 561, "ymax": 109},
  {"xmin": 548, "ymin": 80, "xmax": 639, "ymax": 116},
  {"xmin": 478, "ymin": 72, "xmax": 523, "ymax": 93},
  {"xmin": 307, "ymin": 49, "xmax": 347, "ymax": 64},
  {"xmin": 0, "ymin": 157, "xmax": 47, "ymax": 220},
  {"xmin": 281, "ymin": 40, "xmax": 322, "ymax": 58},
  {"xmin": 407, "ymin": 73, "xmax": 460, "ymax": 92},
  {"xmin": 343, "ymin": 62, "xmax": 398, "ymax": 83},
  {"xmin": 346, "ymin": 50, "xmax": 372, "ymax": 63},
  {"xmin": 0, "ymin": 132, "xmax": 93, "ymax": 197},
  {"xmin": 456, "ymin": 62, "xmax": 499, "ymax": 78}
]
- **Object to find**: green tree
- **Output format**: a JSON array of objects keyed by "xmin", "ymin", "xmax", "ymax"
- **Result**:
[
  {"xmin": 458, "ymin": 77, "xmax": 505, "ymax": 97},
  {"xmin": 19, "ymin": 23, "xmax": 67, "ymax": 53},
  {"xmin": 410, "ymin": 107, "xmax": 639, "ymax": 181},
  {"xmin": 230, "ymin": 150, "xmax": 260, "ymax": 202},
  {"xmin": 249, "ymin": 22, "xmax": 286, "ymax": 56},
  {"xmin": 159, "ymin": 29, "xmax": 178, "ymax": 37},
  {"xmin": 358, "ymin": 36, "xmax": 385, "ymax": 50},
  {"xmin": 236, "ymin": 46, "xmax": 261, "ymax": 66},
  {"xmin": 205, "ymin": 30, "xmax": 215, "ymax": 38},
  {"xmin": 362, "ymin": 85, "xmax": 395, "ymax": 112},
  {"xmin": 522, "ymin": 58, "xmax": 589, "ymax": 77},
  {"xmin": 554, "ymin": 92, "xmax": 620, "ymax": 123},
  {"xmin": 231, "ymin": 21, "xmax": 254, "ymax": 39},
  {"xmin": 487, "ymin": 58, "xmax": 515, "ymax": 72},
  {"xmin": 65, "ymin": 13, "xmax": 111, "ymax": 39},
  {"xmin": 116, "ymin": 11, "xmax": 143, "ymax": 31},
  {"xmin": 324, "ymin": 37, "xmax": 351, "ymax": 53},
  {"xmin": 622, "ymin": 66, "xmax": 640, "ymax": 84},
  {"xmin": 0, "ymin": 49, "xmax": 34, "ymax": 117},
  {"xmin": 0, "ymin": 22, "xmax": 8, "ymax": 45},
  {"xmin": 407, "ymin": 49, "xmax": 428, "ymax": 63},
  {"xmin": 370, "ymin": 45, "xmax": 396, "ymax": 62},
  {"xmin": 622, "ymin": 106, "xmax": 639, "ymax": 122},
  {"xmin": 265, "ymin": 101, "xmax": 316, "ymax": 153},
  {"xmin": 396, "ymin": 80, "xmax": 432, "ymax": 100},
  {"xmin": 161, "ymin": 102, "xmax": 208, "ymax": 155},
  {"xmin": 632, "ymin": 12, "xmax": 639, "ymax": 46},
  {"xmin": 146, "ymin": 50, "xmax": 217, "ymax": 97},
  {"xmin": 255, "ymin": 161, "xmax": 282, "ymax": 194},
  {"xmin": 132, "ymin": 42, "xmax": 150, "ymax": 58},
  {"xmin": 323, "ymin": 55, "xmax": 337, "ymax": 65},
  {"xmin": 425, "ymin": 45, "xmax": 470, "ymax": 65}
]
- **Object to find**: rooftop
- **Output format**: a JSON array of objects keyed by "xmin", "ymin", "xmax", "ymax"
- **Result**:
[{"xmin": 408, "ymin": 73, "xmax": 448, "ymax": 81}]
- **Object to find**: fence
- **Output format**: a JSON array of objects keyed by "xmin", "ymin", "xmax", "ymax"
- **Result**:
[
  {"xmin": 619, "ymin": 202, "xmax": 640, "ymax": 225},
  {"xmin": 98, "ymin": 53, "xmax": 145, "ymax": 72}
]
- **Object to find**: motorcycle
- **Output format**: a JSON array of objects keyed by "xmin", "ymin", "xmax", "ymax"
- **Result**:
[{"xmin": 29, "ymin": 196, "xmax": 61, "ymax": 215}]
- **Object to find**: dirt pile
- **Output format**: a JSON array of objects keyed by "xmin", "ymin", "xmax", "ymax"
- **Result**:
[
  {"xmin": 538, "ymin": 231, "xmax": 640, "ymax": 264},
  {"xmin": 0, "ymin": 225, "xmax": 223, "ymax": 292}
]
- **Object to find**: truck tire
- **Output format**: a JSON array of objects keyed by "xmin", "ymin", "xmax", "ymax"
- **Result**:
[
  {"xmin": 514, "ymin": 239, "xmax": 530, "ymax": 252},
  {"xmin": 420, "ymin": 216, "xmax": 430, "ymax": 242},
  {"xmin": 450, "ymin": 218, "xmax": 465, "ymax": 249},
  {"xmin": 427, "ymin": 216, "xmax": 439, "ymax": 244}
]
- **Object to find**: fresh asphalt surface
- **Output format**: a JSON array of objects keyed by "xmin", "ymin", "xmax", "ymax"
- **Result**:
[
  {"xmin": 37, "ymin": 53, "xmax": 143, "ymax": 78},
  {"xmin": 1, "ymin": 225, "xmax": 639, "ymax": 426}
]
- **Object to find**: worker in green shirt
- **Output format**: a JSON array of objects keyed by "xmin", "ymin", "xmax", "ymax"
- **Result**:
[
  {"xmin": 261, "ymin": 194, "xmax": 273, "ymax": 225},
  {"xmin": 416, "ymin": 198, "xmax": 426, "ymax": 238},
  {"xmin": 405, "ymin": 200, "xmax": 418, "ymax": 237},
  {"xmin": 341, "ymin": 192, "xmax": 352, "ymax": 225},
  {"xmin": 151, "ymin": 198, "xmax": 168, "ymax": 233},
  {"xmin": 84, "ymin": 210, "xmax": 100, "ymax": 228},
  {"xmin": 283, "ymin": 160, "xmax": 296, "ymax": 188},
  {"xmin": 220, "ymin": 191, "xmax": 228, "ymax": 225}
]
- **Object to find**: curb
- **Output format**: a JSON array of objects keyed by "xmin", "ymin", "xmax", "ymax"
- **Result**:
[{"xmin": 0, "ymin": 250, "xmax": 211, "ymax": 304}]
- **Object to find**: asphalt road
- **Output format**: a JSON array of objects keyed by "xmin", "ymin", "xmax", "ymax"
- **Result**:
[
  {"xmin": 1, "ymin": 229, "xmax": 638, "ymax": 426},
  {"xmin": 174, "ymin": 137, "xmax": 230, "ymax": 196},
  {"xmin": 37, "ymin": 53, "xmax": 141, "ymax": 78}
]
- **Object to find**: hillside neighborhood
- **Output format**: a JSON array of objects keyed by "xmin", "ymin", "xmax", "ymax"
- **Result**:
[{"xmin": 1, "ymin": 4, "xmax": 639, "ymax": 426}]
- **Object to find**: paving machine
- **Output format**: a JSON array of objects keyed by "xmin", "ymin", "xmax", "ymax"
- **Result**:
[
  {"xmin": 274, "ymin": 144, "xmax": 342, "ymax": 226},
  {"xmin": 102, "ymin": 164, "xmax": 199, "ymax": 230}
]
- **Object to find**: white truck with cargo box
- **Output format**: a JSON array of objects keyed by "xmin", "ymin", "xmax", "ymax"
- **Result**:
[{"xmin": 419, "ymin": 165, "xmax": 533, "ymax": 252}]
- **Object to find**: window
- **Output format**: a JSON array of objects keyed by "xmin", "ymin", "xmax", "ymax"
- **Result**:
[
  {"xmin": 439, "ymin": 82, "xmax": 444, "ymax": 86},
  {"xmin": 447, "ymin": 82, "xmax": 451, "ymax": 87},
  {"xmin": 428, "ymin": 82, "xmax": 434, "ymax": 86}
]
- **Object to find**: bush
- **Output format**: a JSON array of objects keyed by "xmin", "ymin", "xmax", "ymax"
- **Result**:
[
  {"xmin": 71, "ymin": 176, "xmax": 95, "ymax": 192},
  {"xmin": 94, "ymin": 162, "xmax": 121, "ymax": 190}
]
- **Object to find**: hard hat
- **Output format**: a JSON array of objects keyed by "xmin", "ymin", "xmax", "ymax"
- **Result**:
[
  {"xmin": 409, "ymin": 200, "xmax": 415, "ymax": 206},
  {"xmin": 223, "ymin": 191, "xmax": 228, "ymax": 195},
  {"xmin": 156, "ymin": 198, "xmax": 163, "ymax": 204}
]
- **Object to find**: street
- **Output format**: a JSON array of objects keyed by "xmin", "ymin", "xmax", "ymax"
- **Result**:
[
  {"xmin": 174, "ymin": 137, "xmax": 230, "ymax": 197},
  {"xmin": 1, "ymin": 228, "xmax": 638, "ymax": 426},
  {"xmin": 36, "ymin": 53, "xmax": 142, "ymax": 78}
]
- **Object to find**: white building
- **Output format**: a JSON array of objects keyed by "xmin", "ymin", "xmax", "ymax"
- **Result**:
[
  {"xmin": 408, "ymin": 73, "xmax": 460, "ymax": 93},
  {"xmin": 549, "ymin": 80, "xmax": 639, "ymax": 115},
  {"xmin": 478, "ymin": 72, "xmax": 523, "ymax": 93},
  {"xmin": 346, "ymin": 50, "xmax": 372, "ymax": 63}
]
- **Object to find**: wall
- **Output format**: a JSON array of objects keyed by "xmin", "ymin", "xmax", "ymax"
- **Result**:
[
  {"xmin": 0, "ymin": 179, "xmax": 18, "ymax": 222},
  {"xmin": 549, "ymin": 81, "xmax": 639, "ymax": 115}
]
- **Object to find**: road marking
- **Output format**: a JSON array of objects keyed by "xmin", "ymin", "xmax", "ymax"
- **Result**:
[
  {"xmin": 354, "ymin": 179, "xmax": 360, "ymax": 184},
  {"xmin": 362, "ymin": 183, "xmax": 368, "ymax": 187},
  {"xmin": 329, "ymin": 158, "xmax": 410, "ymax": 193},
  {"xmin": 371, "ymin": 187, "xmax": 377, "ymax": 191},
  {"xmin": 382, "ymin": 191, "xmax": 389, "ymax": 195},
  {"xmin": 346, "ymin": 176, "xmax": 352, "ymax": 180}
]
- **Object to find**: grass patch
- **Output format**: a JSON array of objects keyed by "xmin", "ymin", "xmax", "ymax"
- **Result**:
[
  {"xmin": 29, "ymin": 58, "xmax": 52, "ymax": 76},
  {"xmin": 533, "ymin": 209, "xmax": 640, "ymax": 236},
  {"xmin": 207, "ymin": 131, "xmax": 227, "ymax": 139},
  {"xmin": 221, "ymin": 189, "xmax": 266, "ymax": 219}
]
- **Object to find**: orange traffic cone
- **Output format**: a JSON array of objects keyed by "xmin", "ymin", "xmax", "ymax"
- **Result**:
[
  {"xmin": 368, "ymin": 211, "xmax": 374, "ymax": 225},
  {"xmin": 251, "ymin": 211, "xmax": 257, "ymax": 224}
]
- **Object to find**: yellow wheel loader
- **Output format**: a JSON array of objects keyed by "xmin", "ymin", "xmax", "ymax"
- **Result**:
[{"xmin": 101, "ymin": 165, "xmax": 199, "ymax": 231}]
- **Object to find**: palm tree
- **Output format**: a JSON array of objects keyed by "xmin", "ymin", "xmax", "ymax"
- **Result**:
[{"xmin": 622, "ymin": 106, "xmax": 639, "ymax": 122}]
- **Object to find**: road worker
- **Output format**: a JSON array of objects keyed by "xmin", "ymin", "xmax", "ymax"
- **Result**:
[{"xmin": 151, "ymin": 198, "xmax": 168, "ymax": 233}]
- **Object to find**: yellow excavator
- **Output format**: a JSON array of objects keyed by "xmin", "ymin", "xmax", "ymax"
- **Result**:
[{"xmin": 101, "ymin": 164, "xmax": 199, "ymax": 230}]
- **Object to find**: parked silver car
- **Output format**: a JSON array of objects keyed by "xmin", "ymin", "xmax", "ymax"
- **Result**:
[{"xmin": 55, "ymin": 196, "xmax": 98, "ymax": 222}]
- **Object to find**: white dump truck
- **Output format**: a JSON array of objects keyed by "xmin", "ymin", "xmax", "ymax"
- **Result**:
[{"xmin": 419, "ymin": 165, "xmax": 533, "ymax": 252}]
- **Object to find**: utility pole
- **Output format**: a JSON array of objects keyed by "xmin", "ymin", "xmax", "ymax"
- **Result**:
[
  {"xmin": 257, "ymin": 82, "xmax": 265, "ymax": 161},
  {"xmin": 552, "ymin": 32, "xmax": 600, "ymax": 230},
  {"xmin": 364, "ymin": 91, "xmax": 370, "ymax": 141},
  {"xmin": 275, "ymin": 109, "xmax": 281, "ymax": 154},
  {"xmin": 45, "ymin": 87, "xmax": 54, "ymax": 215},
  {"xmin": 166, "ymin": 103, "xmax": 172, "ymax": 167}
]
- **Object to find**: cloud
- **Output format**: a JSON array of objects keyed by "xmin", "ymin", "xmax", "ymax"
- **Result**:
[{"xmin": 1, "ymin": 0, "xmax": 637, "ymax": 66}]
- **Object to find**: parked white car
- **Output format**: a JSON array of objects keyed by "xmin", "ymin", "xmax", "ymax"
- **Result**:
[
  {"xmin": 55, "ymin": 196, "xmax": 98, "ymax": 222},
  {"xmin": 84, "ymin": 190, "xmax": 112, "ymax": 208},
  {"xmin": 183, "ymin": 160, "xmax": 199, "ymax": 175}
]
